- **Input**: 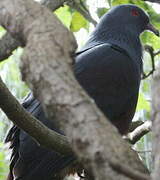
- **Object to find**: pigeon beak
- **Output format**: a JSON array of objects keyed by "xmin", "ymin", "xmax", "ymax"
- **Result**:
[{"xmin": 146, "ymin": 23, "xmax": 159, "ymax": 36}]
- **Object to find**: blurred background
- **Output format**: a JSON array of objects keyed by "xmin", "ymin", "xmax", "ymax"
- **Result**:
[{"xmin": 0, "ymin": 0, "xmax": 160, "ymax": 179}]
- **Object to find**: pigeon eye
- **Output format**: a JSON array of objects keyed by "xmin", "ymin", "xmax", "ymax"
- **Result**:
[{"xmin": 131, "ymin": 9, "xmax": 139, "ymax": 16}]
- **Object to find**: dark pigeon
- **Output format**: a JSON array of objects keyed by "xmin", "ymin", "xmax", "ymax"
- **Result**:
[
  {"xmin": 5, "ymin": 4, "xmax": 159, "ymax": 180},
  {"xmin": 75, "ymin": 4, "xmax": 159, "ymax": 134}
]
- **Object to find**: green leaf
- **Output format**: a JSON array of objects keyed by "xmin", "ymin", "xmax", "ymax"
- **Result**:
[
  {"xmin": 141, "ymin": 31, "xmax": 160, "ymax": 50},
  {"xmin": 0, "ymin": 26, "xmax": 6, "ymax": 38},
  {"xmin": 97, "ymin": 8, "xmax": 109, "ymax": 18},
  {"xmin": 136, "ymin": 93, "xmax": 150, "ymax": 111},
  {"xmin": 55, "ymin": 6, "xmax": 72, "ymax": 28},
  {"xmin": 141, "ymin": 80, "xmax": 150, "ymax": 94},
  {"xmin": 70, "ymin": 11, "xmax": 88, "ymax": 32},
  {"xmin": 112, "ymin": 0, "xmax": 130, "ymax": 6}
]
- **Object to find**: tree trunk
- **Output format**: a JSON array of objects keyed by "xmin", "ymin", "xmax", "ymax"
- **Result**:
[{"xmin": 151, "ymin": 65, "xmax": 160, "ymax": 180}]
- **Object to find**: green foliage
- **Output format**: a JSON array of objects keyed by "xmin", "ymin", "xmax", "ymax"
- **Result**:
[
  {"xmin": 0, "ymin": 27, "xmax": 6, "ymax": 38},
  {"xmin": 97, "ymin": 8, "xmax": 109, "ymax": 18},
  {"xmin": 141, "ymin": 32, "xmax": 160, "ymax": 49},
  {"xmin": 0, "ymin": 48, "xmax": 29, "ymax": 99},
  {"xmin": 55, "ymin": 6, "xmax": 72, "ymax": 29},
  {"xmin": 70, "ymin": 11, "xmax": 89, "ymax": 32},
  {"xmin": 55, "ymin": 6, "xmax": 89, "ymax": 32},
  {"xmin": 112, "ymin": 0, "xmax": 131, "ymax": 5},
  {"xmin": 136, "ymin": 93, "xmax": 150, "ymax": 111}
]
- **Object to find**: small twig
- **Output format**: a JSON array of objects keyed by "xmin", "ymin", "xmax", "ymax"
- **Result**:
[
  {"xmin": 142, "ymin": 45, "xmax": 155, "ymax": 79},
  {"xmin": 136, "ymin": 150, "xmax": 152, "ymax": 153},
  {"xmin": 127, "ymin": 121, "xmax": 152, "ymax": 144},
  {"xmin": 79, "ymin": 0, "xmax": 89, "ymax": 12},
  {"xmin": 153, "ymin": 49, "xmax": 160, "ymax": 56},
  {"xmin": 66, "ymin": 0, "xmax": 97, "ymax": 26}
]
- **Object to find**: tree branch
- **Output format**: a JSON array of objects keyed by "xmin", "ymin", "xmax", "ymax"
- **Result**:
[
  {"xmin": 0, "ymin": 0, "xmax": 69, "ymax": 62},
  {"xmin": 0, "ymin": 0, "xmax": 149, "ymax": 179},
  {"xmin": 40, "ymin": 0, "xmax": 68, "ymax": 11},
  {"xmin": 0, "ymin": 0, "xmax": 96, "ymax": 62},
  {"xmin": 110, "ymin": 159, "xmax": 149, "ymax": 180},
  {"xmin": 142, "ymin": 45, "xmax": 156, "ymax": 79},
  {"xmin": 142, "ymin": 45, "xmax": 160, "ymax": 79},
  {"xmin": 127, "ymin": 121, "xmax": 152, "ymax": 144},
  {"xmin": 152, "ymin": 65, "xmax": 160, "ymax": 180},
  {"xmin": 0, "ymin": 76, "xmax": 72, "ymax": 155},
  {"xmin": 154, "ymin": 49, "xmax": 160, "ymax": 56},
  {"xmin": 0, "ymin": 33, "xmax": 21, "ymax": 62}
]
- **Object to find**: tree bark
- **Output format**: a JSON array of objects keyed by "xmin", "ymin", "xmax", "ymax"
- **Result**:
[
  {"xmin": 151, "ymin": 66, "xmax": 160, "ymax": 180},
  {"xmin": 0, "ymin": 0, "xmax": 74, "ymax": 62},
  {"xmin": 127, "ymin": 121, "xmax": 151, "ymax": 144},
  {"xmin": 0, "ymin": 0, "xmax": 149, "ymax": 179},
  {"xmin": 0, "ymin": 32, "xmax": 21, "ymax": 61}
]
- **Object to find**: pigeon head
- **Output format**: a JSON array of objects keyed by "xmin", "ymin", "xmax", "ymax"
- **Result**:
[
  {"xmin": 83, "ymin": 5, "xmax": 159, "ymax": 64},
  {"xmin": 100, "ymin": 4, "xmax": 159, "ymax": 36}
]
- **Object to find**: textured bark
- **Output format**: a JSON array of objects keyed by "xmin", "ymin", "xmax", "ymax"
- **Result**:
[
  {"xmin": 151, "ymin": 66, "xmax": 160, "ymax": 180},
  {"xmin": 127, "ymin": 121, "xmax": 151, "ymax": 144},
  {"xmin": 40, "ymin": 0, "xmax": 68, "ymax": 11},
  {"xmin": 0, "ymin": 0, "xmax": 72, "ymax": 62},
  {"xmin": 0, "ymin": 0, "xmax": 149, "ymax": 180},
  {"xmin": 0, "ymin": 32, "xmax": 21, "ymax": 61}
]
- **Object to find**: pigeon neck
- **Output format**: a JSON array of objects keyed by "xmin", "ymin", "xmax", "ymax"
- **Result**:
[{"xmin": 86, "ymin": 27, "xmax": 143, "ymax": 66}]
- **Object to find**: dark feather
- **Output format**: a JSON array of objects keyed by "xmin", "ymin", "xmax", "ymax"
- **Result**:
[{"xmin": 5, "ymin": 94, "xmax": 79, "ymax": 180}]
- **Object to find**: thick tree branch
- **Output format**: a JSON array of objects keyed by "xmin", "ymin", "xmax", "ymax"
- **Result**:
[
  {"xmin": 0, "ymin": 33, "xmax": 21, "ymax": 62},
  {"xmin": 127, "ymin": 121, "xmax": 152, "ymax": 144},
  {"xmin": 0, "ymin": 76, "xmax": 72, "ymax": 155},
  {"xmin": 0, "ymin": 0, "xmax": 149, "ymax": 179},
  {"xmin": 110, "ymin": 159, "xmax": 149, "ymax": 180},
  {"xmin": 0, "ymin": 0, "xmax": 96, "ymax": 62},
  {"xmin": 40, "ymin": 0, "xmax": 68, "ymax": 11},
  {"xmin": 152, "ymin": 67, "xmax": 160, "ymax": 180},
  {"xmin": 0, "ymin": 0, "xmax": 68, "ymax": 62}
]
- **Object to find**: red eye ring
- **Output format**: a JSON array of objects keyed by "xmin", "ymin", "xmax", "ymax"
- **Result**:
[{"xmin": 131, "ymin": 9, "xmax": 139, "ymax": 16}]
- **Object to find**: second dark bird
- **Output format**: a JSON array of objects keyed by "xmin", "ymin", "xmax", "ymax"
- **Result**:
[{"xmin": 6, "ymin": 4, "xmax": 159, "ymax": 180}]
